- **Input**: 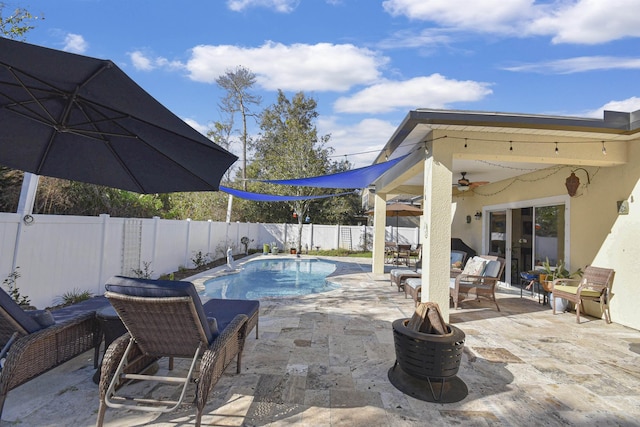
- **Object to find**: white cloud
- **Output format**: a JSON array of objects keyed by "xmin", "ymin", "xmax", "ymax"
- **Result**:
[
  {"xmin": 318, "ymin": 117, "xmax": 396, "ymax": 167},
  {"xmin": 503, "ymin": 56, "xmax": 640, "ymax": 74},
  {"xmin": 129, "ymin": 51, "xmax": 155, "ymax": 71},
  {"xmin": 527, "ymin": 0, "xmax": 640, "ymax": 44},
  {"xmin": 129, "ymin": 50, "xmax": 184, "ymax": 72},
  {"xmin": 583, "ymin": 97, "xmax": 640, "ymax": 118},
  {"xmin": 227, "ymin": 0, "xmax": 300, "ymax": 13},
  {"xmin": 63, "ymin": 33, "xmax": 88, "ymax": 54},
  {"xmin": 377, "ymin": 28, "xmax": 454, "ymax": 50},
  {"xmin": 183, "ymin": 118, "xmax": 209, "ymax": 135},
  {"xmin": 382, "ymin": 0, "xmax": 640, "ymax": 45},
  {"xmin": 334, "ymin": 74, "xmax": 492, "ymax": 114},
  {"xmin": 186, "ymin": 42, "xmax": 387, "ymax": 91},
  {"xmin": 382, "ymin": 0, "xmax": 533, "ymax": 34}
]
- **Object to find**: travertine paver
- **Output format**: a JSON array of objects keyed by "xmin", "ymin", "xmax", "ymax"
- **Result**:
[{"xmin": 3, "ymin": 255, "xmax": 640, "ymax": 426}]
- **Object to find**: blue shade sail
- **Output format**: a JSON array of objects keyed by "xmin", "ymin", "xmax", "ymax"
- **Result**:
[
  {"xmin": 219, "ymin": 154, "xmax": 409, "ymax": 201},
  {"xmin": 220, "ymin": 186, "xmax": 355, "ymax": 201},
  {"xmin": 259, "ymin": 154, "xmax": 409, "ymax": 188}
]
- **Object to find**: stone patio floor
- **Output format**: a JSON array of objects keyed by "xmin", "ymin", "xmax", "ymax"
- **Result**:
[{"xmin": 3, "ymin": 256, "xmax": 640, "ymax": 426}]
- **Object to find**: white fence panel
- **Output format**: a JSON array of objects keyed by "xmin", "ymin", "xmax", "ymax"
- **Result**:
[
  {"xmin": 0, "ymin": 212, "xmax": 418, "ymax": 309},
  {"xmin": 14, "ymin": 215, "xmax": 105, "ymax": 305},
  {"xmin": 0, "ymin": 214, "xmax": 20, "ymax": 275},
  {"xmin": 151, "ymin": 219, "xmax": 189, "ymax": 276}
]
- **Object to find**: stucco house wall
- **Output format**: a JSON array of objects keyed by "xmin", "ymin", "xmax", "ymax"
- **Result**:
[{"xmin": 449, "ymin": 137, "xmax": 640, "ymax": 329}]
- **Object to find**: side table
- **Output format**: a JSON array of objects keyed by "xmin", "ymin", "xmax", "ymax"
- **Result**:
[{"xmin": 92, "ymin": 305, "xmax": 127, "ymax": 384}]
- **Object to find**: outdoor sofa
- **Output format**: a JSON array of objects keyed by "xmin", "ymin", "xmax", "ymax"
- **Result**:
[{"xmin": 0, "ymin": 288, "xmax": 110, "ymax": 417}]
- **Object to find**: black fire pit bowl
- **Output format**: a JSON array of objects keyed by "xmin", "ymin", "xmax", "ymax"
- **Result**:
[{"xmin": 389, "ymin": 318, "xmax": 468, "ymax": 403}]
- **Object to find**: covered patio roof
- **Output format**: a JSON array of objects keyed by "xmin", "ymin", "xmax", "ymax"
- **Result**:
[{"xmin": 371, "ymin": 109, "xmax": 639, "ymax": 200}]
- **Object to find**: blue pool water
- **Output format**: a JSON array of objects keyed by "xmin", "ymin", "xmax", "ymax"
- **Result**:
[{"xmin": 201, "ymin": 258, "xmax": 340, "ymax": 299}]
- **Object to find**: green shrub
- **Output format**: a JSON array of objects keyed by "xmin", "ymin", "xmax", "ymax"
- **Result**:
[{"xmin": 58, "ymin": 289, "xmax": 92, "ymax": 306}]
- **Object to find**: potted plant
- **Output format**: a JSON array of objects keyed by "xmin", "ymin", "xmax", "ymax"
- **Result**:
[{"xmin": 540, "ymin": 258, "xmax": 583, "ymax": 292}]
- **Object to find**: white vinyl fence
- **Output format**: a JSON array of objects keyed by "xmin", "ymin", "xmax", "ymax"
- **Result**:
[{"xmin": 0, "ymin": 213, "xmax": 419, "ymax": 309}]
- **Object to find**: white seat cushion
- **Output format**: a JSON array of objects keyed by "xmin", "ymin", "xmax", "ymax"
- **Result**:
[
  {"xmin": 462, "ymin": 256, "xmax": 486, "ymax": 276},
  {"xmin": 405, "ymin": 278, "xmax": 421, "ymax": 290},
  {"xmin": 390, "ymin": 268, "xmax": 420, "ymax": 278},
  {"xmin": 483, "ymin": 260, "xmax": 501, "ymax": 278}
]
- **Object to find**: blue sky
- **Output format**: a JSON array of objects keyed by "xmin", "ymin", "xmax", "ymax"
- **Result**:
[{"xmin": 15, "ymin": 0, "xmax": 640, "ymax": 168}]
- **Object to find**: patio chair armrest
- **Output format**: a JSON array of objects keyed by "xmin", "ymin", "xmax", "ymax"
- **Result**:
[
  {"xmin": 576, "ymin": 280, "xmax": 607, "ymax": 294},
  {"xmin": 457, "ymin": 274, "xmax": 484, "ymax": 283},
  {"xmin": 207, "ymin": 313, "xmax": 249, "ymax": 354},
  {"xmin": 98, "ymin": 333, "xmax": 131, "ymax": 396},
  {"xmin": 551, "ymin": 278, "xmax": 580, "ymax": 289},
  {"xmin": 197, "ymin": 314, "xmax": 248, "ymax": 412},
  {"xmin": 1, "ymin": 311, "xmax": 96, "ymax": 394}
]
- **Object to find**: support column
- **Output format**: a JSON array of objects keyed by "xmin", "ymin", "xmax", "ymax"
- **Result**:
[
  {"xmin": 421, "ymin": 143, "xmax": 453, "ymax": 320},
  {"xmin": 371, "ymin": 191, "xmax": 387, "ymax": 275}
]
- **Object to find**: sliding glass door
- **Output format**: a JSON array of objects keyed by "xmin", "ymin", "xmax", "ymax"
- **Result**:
[
  {"xmin": 533, "ymin": 205, "xmax": 565, "ymax": 267},
  {"xmin": 484, "ymin": 198, "xmax": 568, "ymax": 285}
]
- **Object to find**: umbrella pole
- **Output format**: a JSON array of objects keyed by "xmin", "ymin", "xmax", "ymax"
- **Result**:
[
  {"xmin": 395, "ymin": 215, "xmax": 400, "ymax": 265},
  {"xmin": 17, "ymin": 173, "xmax": 40, "ymax": 216}
]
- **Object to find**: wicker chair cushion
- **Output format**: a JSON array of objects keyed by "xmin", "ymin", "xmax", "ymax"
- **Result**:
[
  {"xmin": 0, "ymin": 287, "xmax": 42, "ymax": 333},
  {"xmin": 50, "ymin": 295, "xmax": 110, "ymax": 324},
  {"xmin": 105, "ymin": 276, "xmax": 215, "ymax": 344},
  {"xmin": 390, "ymin": 268, "xmax": 421, "ymax": 279},
  {"xmin": 462, "ymin": 257, "xmax": 486, "ymax": 276},
  {"xmin": 26, "ymin": 309, "xmax": 55, "ymax": 328},
  {"xmin": 202, "ymin": 298, "xmax": 259, "ymax": 333},
  {"xmin": 483, "ymin": 260, "xmax": 502, "ymax": 278},
  {"xmin": 405, "ymin": 278, "xmax": 421, "ymax": 290},
  {"xmin": 553, "ymin": 284, "xmax": 601, "ymax": 298}
]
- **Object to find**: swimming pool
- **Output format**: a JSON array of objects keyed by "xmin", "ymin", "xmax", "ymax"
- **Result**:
[{"xmin": 201, "ymin": 258, "xmax": 340, "ymax": 299}]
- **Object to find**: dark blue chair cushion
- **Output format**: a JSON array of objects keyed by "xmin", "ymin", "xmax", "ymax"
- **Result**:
[
  {"xmin": 50, "ymin": 295, "xmax": 110, "ymax": 324},
  {"xmin": 26, "ymin": 309, "xmax": 55, "ymax": 328},
  {"xmin": 105, "ymin": 276, "xmax": 214, "ymax": 344},
  {"xmin": 203, "ymin": 298, "xmax": 259, "ymax": 332},
  {"xmin": 0, "ymin": 287, "xmax": 42, "ymax": 334}
]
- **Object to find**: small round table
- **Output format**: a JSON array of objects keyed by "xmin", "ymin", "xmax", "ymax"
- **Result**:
[{"xmin": 92, "ymin": 305, "xmax": 127, "ymax": 384}]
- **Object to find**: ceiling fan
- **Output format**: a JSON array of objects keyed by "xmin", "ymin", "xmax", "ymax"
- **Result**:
[{"xmin": 454, "ymin": 172, "xmax": 489, "ymax": 192}]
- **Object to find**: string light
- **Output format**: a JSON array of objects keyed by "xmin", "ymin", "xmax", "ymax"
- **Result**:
[{"xmin": 317, "ymin": 135, "xmax": 611, "ymax": 164}]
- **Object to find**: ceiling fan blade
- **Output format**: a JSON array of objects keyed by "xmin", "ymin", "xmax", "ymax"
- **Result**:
[{"xmin": 469, "ymin": 181, "xmax": 490, "ymax": 188}]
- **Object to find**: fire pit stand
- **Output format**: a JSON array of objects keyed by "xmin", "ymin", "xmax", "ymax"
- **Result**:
[{"xmin": 388, "ymin": 318, "xmax": 467, "ymax": 403}]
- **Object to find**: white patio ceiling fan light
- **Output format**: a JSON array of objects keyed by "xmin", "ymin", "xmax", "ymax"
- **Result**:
[{"xmin": 454, "ymin": 172, "xmax": 489, "ymax": 192}]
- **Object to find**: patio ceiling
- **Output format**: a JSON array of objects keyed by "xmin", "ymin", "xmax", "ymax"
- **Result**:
[{"xmin": 372, "ymin": 109, "xmax": 639, "ymax": 198}]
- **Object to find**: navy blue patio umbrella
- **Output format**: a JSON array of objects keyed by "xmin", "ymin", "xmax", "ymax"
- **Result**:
[{"xmin": 0, "ymin": 37, "xmax": 237, "ymax": 194}]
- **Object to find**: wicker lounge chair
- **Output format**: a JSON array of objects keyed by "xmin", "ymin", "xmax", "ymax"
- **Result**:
[
  {"xmin": 0, "ymin": 288, "xmax": 110, "ymax": 417},
  {"xmin": 96, "ymin": 276, "xmax": 251, "ymax": 427},
  {"xmin": 390, "ymin": 245, "xmax": 422, "ymax": 292},
  {"xmin": 397, "ymin": 250, "xmax": 468, "ymax": 301},
  {"xmin": 450, "ymin": 255, "xmax": 505, "ymax": 311}
]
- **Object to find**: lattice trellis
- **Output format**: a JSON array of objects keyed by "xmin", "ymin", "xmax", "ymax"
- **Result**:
[{"xmin": 122, "ymin": 219, "xmax": 142, "ymax": 275}]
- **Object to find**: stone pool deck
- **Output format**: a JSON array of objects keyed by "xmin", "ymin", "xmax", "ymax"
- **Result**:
[{"xmin": 3, "ymin": 255, "xmax": 640, "ymax": 426}]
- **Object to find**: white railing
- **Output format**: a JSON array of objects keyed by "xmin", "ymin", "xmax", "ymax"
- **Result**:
[{"xmin": 0, "ymin": 213, "xmax": 419, "ymax": 308}]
